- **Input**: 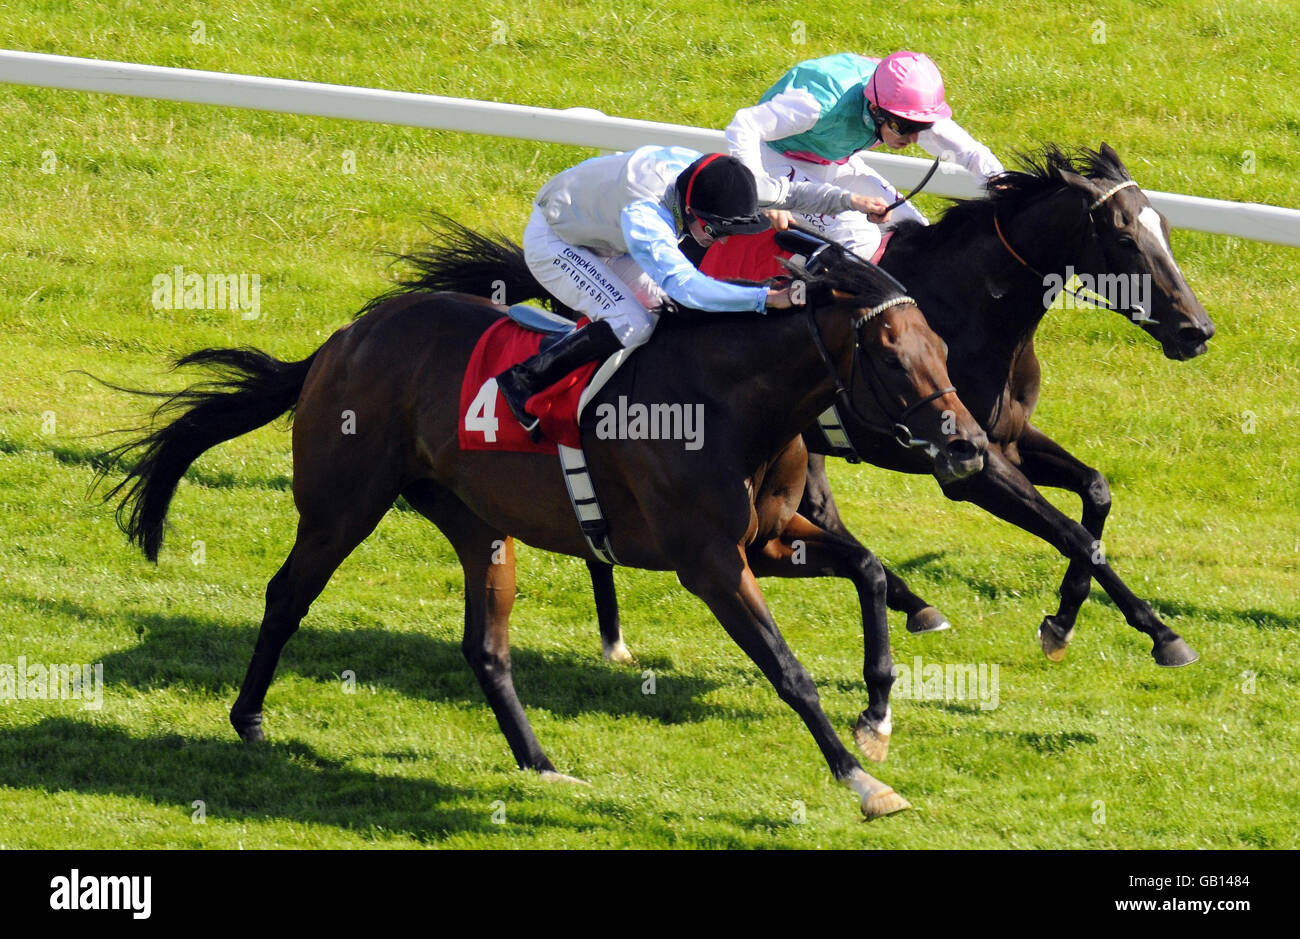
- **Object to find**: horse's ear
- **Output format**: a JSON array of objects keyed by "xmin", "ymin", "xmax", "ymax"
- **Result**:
[
  {"xmin": 1058, "ymin": 167, "xmax": 1106, "ymax": 202},
  {"xmin": 1098, "ymin": 142, "xmax": 1132, "ymax": 180},
  {"xmin": 779, "ymin": 255, "xmax": 811, "ymax": 282}
]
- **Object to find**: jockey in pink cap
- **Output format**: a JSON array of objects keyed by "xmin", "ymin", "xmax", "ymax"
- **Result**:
[{"xmin": 726, "ymin": 51, "xmax": 1004, "ymax": 260}]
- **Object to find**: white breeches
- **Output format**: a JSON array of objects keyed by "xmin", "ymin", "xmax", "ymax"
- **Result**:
[{"xmin": 523, "ymin": 206, "xmax": 665, "ymax": 349}]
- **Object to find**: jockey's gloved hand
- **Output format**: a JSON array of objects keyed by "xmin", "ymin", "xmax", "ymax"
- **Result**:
[{"xmin": 765, "ymin": 286, "xmax": 804, "ymax": 310}]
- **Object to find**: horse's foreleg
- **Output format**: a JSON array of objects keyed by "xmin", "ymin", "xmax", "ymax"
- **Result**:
[
  {"xmin": 1013, "ymin": 424, "xmax": 1112, "ymax": 640},
  {"xmin": 747, "ymin": 514, "xmax": 895, "ymax": 762},
  {"xmin": 588, "ymin": 561, "xmax": 633, "ymax": 664},
  {"xmin": 941, "ymin": 448, "xmax": 1196, "ymax": 666},
  {"xmin": 677, "ymin": 542, "xmax": 909, "ymax": 820},
  {"xmin": 800, "ymin": 453, "xmax": 950, "ymax": 634}
]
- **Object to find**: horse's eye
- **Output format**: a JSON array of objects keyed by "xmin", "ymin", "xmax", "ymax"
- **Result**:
[
  {"xmin": 1116, "ymin": 235, "xmax": 1137, "ymax": 248},
  {"xmin": 880, "ymin": 353, "xmax": 906, "ymax": 370}
]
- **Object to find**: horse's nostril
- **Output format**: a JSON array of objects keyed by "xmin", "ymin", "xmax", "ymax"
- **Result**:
[
  {"xmin": 945, "ymin": 438, "xmax": 980, "ymax": 463},
  {"xmin": 1179, "ymin": 323, "xmax": 1212, "ymax": 345}
]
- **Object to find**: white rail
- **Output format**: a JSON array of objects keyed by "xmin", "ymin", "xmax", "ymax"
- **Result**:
[{"xmin": 2, "ymin": 50, "xmax": 1298, "ymax": 247}]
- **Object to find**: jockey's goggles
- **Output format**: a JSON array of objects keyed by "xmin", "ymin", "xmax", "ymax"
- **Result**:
[
  {"xmin": 876, "ymin": 110, "xmax": 935, "ymax": 137},
  {"xmin": 691, "ymin": 210, "xmax": 772, "ymax": 238}
]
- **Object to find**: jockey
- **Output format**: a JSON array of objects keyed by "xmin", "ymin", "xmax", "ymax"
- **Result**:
[
  {"xmin": 495, "ymin": 145, "xmax": 884, "ymax": 435},
  {"xmin": 726, "ymin": 51, "xmax": 1004, "ymax": 260}
]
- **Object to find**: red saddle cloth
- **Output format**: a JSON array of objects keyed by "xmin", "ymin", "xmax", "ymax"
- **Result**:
[
  {"xmin": 699, "ymin": 229, "xmax": 893, "ymax": 280},
  {"xmin": 458, "ymin": 317, "xmax": 598, "ymax": 454},
  {"xmin": 699, "ymin": 229, "xmax": 788, "ymax": 281}
]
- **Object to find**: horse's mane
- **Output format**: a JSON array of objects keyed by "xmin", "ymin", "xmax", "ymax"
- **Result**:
[
  {"xmin": 893, "ymin": 144, "xmax": 1132, "ymax": 249},
  {"xmin": 352, "ymin": 214, "xmax": 555, "ymax": 319}
]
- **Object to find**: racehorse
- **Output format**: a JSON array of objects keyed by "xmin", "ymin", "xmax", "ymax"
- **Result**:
[
  {"xmin": 746, "ymin": 144, "xmax": 1215, "ymax": 669},
  {"xmin": 95, "ymin": 233, "xmax": 986, "ymax": 819},
  {"xmin": 417, "ymin": 144, "xmax": 1215, "ymax": 747}
]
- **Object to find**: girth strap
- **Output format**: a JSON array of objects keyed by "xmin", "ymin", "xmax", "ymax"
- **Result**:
[
  {"xmin": 816, "ymin": 406, "xmax": 861, "ymax": 463},
  {"xmin": 557, "ymin": 443, "xmax": 619, "ymax": 566}
]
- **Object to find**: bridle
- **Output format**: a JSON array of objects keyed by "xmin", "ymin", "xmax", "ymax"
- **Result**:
[
  {"xmin": 993, "ymin": 178, "xmax": 1152, "ymax": 321},
  {"xmin": 802, "ymin": 293, "xmax": 955, "ymax": 450}
]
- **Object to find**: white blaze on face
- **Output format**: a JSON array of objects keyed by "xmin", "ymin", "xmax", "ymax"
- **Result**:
[{"xmin": 1137, "ymin": 206, "xmax": 1182, "ymax": 274}]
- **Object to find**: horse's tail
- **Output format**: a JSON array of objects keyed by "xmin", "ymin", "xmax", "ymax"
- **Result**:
[
  {"xmin": 356, "ymin": 212, "xmax": 573, "ymax": 318},
  {"xmin": 92, "ymin": 347, "xmax": 317, "ymax": 562}
]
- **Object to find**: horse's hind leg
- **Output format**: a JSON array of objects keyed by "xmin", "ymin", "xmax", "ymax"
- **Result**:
[
  {"xmin": 800, "ymin": 453, "xmax": 950, "ymax": 635},
  {"xmin": 588, "ymin": 561, "xmax": 634, "ymax": 664},
  {"xmin": 404, "ymin": 483, "xmax": 574, "ymax": 780},
  {"xmin": 230, "ymin": 490, "xmax": 395, "ymax": 741}
]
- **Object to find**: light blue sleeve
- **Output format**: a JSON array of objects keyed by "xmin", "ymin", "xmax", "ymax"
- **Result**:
[{"xmin": 621, "ymin": 201, "xmax": 769, "ymax": 313}]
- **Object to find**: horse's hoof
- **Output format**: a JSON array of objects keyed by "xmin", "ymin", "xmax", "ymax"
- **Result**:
[
  {"xmin": 1037, "ymin": 617, "xmax": 1075, "ymax": 662},
  {"xmin": 852, "ymin": 710, "xmax": 891, "ymax": 763},
  {"xmin": 231, "ymin": 713, "xmax": 265, "ymax": 743},
  {"xmin": 906, "ymin": 606, "xmax": 951, "ymax": 634},
  {"xmin": 602, "ymin": 639, "xmax": 635, "ymax": 666},
  {"xmin": 1152, "ymin": 637, "xmax": 1199, "ymax": 668},
  {"xmin": 861, "ymin": 788, "xmax": 912, "ymax": 821},
  {"xmin": 539, "ymin": 770, "xmax": 592, "ymax": 787}
]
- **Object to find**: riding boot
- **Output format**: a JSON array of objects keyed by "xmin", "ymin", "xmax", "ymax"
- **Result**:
[{"xmin": 495, "ymin": 319, "xmax": 624, "ymax": 438}]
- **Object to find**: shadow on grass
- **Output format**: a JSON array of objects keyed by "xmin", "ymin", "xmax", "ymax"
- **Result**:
[
  {"xmin": 1015, "ymin": 730, "xmax": 1099, "ymax": 754},
  {"xmin": 4, "ymin": 592, "xmax": 752, "ymax": 726},
  {"xmin": 1144, "ymin": 597, "xmax": 1296, "ymax": 632},
  {"xmin": 0, "ymin": 717, "xmax": 613, "ymax": 843},
  {"xmin": 963, "ymin": 727, "xmax": 1099, "ymax": 755},
  {"xmin": 0, "ymin": 433, "xmax": 300, "ymax": 495},
  {"xmin": 879, "ymin": 551, "xmax": 1053, "ymax": 605},
  {"xmin": 886, "ymin": 552, "xmax": 1297, "ymax": 634},
  {"xmin": 1078, "ymin": 593, "xmax": 1297, "ymax": 632},
  {"xmin": 889, "ymin": 551, "xmax": 948, "ymax": 574}
]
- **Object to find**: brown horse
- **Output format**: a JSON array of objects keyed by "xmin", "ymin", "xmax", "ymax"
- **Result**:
[{"xmin": 96, "ymin": 233, "xmax": 986, "ymax": 819}]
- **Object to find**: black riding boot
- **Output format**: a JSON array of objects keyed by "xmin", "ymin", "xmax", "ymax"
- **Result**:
[{"xmin": 495, "ymin": 319, "xmax": 624, "ymax": 437}]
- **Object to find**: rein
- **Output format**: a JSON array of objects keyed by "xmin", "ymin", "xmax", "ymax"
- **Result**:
[
  {"xmin": 802, "ymin": 299, "xmax": 953, "ymax": 450},
  {"xmin": 884, "ymin": 155, "xmax": 943, "ymax": 213},
  {"xmin": 993, "ymin": 178, "xmax": 1150, "ymax": 320}
]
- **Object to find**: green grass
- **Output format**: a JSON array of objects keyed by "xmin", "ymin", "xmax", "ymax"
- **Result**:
[{"xmin": 0, "ymin": 0, "xmax": 1296, "ymax": 848}]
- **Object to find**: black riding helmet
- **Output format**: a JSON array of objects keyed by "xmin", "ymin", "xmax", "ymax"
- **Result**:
[{"xmin": 675, "ymin": 153, "xmax": 770, "ymax": 237}]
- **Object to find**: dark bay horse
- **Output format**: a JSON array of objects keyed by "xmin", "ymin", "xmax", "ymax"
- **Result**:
[
  {"xmin": 783, "ymin": 144, "xmax": 1214, "ymax": 669},
  {"xmin": 425, "ymin": 145, "xmax": 1214, "ymax": 733},
  {"xmin": 96, "ymin": 236, "xmax": 985, "ymax": 819}
]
